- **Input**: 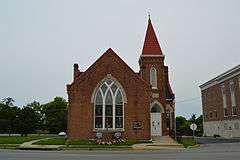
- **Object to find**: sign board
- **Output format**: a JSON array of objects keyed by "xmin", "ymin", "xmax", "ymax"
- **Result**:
[
  {"xmin": 96, "ymin": 132, "xmax": 103, "ymax": 139},
  {"xmin": 190, "ymin": 123, "xmax": 197, "ymax": 131},
  {"xmin": 114, "ymin": 132, "xmax": 122, "ymax": 139},
  {"xmin": 133, "ymin": 121, "xmax": 142, "ymax": 129}
]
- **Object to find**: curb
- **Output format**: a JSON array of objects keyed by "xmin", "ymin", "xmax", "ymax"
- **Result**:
[
  {"xmin": 187, "ymin": 144, "xmax": 200, "ymax": 149},
  {"xmin": 0, "ymin": 144, "xmax": 19, "ymax": 149}
]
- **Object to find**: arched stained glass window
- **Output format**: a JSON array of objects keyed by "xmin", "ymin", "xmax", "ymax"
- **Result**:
[
  {"xmin": 94, "ymin": 79, "xmax": 124, "ymax": 129},
  {"xmin": 95, "ymin": 90, "xmax": 103, "ymax": 128},
  {"xmin": 95, "ymin": 91, "xmax": 103, "ymax": 105},
  {"xmin": 115, "ymin": 90, "xmax": 123, "ymax": 128},
  {"xmin": 150, "ymin": 67, "xmax": 157, "ymax": 88}
]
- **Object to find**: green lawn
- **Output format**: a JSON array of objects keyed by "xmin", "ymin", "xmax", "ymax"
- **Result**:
[
  {"xmin": 177, "ymin": 137, "xmax": 197, "ymax": 148},
  {"xmin": 0, "ymin": 136, "xmax": 45, "ymax": 144},
  {"xmin": 33, "ymin": 137, "xmax": 66, "ymax": 145}
]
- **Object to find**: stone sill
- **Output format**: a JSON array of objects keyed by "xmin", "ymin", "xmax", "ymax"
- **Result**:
[{"xmin": 93, "ymin": 129, "xmax": 125, "ymax": 133}]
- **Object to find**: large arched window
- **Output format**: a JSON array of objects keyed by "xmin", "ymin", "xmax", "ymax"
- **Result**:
[
  {"xmin": 150, "ymin": 67, "xmax": 157, "ymax": 88},
  {"xmin": 94, "ymin": 79, "xmax": 124, "ymax": 130}
]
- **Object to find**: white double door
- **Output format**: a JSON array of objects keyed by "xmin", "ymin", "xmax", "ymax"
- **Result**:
[{"xmin": 150, "ymin": 113, "xmax": 162, "ymax": 136}]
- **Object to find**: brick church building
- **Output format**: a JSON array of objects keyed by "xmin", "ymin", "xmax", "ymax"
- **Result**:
[{"xmin": 67, "ymin": 17, "xmax": 175, "ymax": 140}]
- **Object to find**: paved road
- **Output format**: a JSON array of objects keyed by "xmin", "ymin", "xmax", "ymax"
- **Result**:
[
  {"xmin": 195, "ymin": 137, "xmax": 240, "ymax": 144},
  {"xmin": 1, "ymin": 143, "xmax": 240, "ymax": 160}
]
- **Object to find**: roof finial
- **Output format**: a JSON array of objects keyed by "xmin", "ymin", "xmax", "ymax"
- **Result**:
[{"xmin": 148, "ymin": 12, "xmax": 151, "ymax": 20}]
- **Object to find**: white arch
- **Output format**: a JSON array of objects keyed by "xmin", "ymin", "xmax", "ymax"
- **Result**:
[
  {"xmin": 91, "ymin": 74, "xmax": 127, "ymax": 103},
  {"xmin": 150, "ymin": 101, "xmax": 165, "ymax": 113}
]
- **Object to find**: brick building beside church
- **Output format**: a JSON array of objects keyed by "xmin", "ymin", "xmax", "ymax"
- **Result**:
[
  {"xmin": 67, "ymin": 18, "xmax": 175, "ymax": 140},
  {"xmin": 200, "ymin": 65, "xmax": 240, "ymax": 138}
]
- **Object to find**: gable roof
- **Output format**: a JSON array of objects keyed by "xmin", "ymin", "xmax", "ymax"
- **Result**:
[
  {"xmin": 199, "ymin": 65, "xmax": 240, "ymax": 90},
  {"xmin": 142, "ymin": 18, "xmax": 163, "ymax": 55},
  {"xmin": 70, "ymin": 48, "xmax": 150, "ymax": 87}
]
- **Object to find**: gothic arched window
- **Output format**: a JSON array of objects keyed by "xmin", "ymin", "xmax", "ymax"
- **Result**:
[
  {"xmin": 150, "ymin": 67, "xmax": 157, "ymax": 88},
  {"xmin": 94, "ymin": 79, "xmax": 124, "ymax": 129}
]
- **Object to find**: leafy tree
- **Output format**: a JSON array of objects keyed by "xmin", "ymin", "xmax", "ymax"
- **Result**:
[
  {"xmin": 176, "ymin": 116, "xmax": 191, "ymax": 136},
  {"xmin": 176, "ymin": 114, "xmax": 204, "ymax": 136},
  {"xmin": 17, "ymin": 106, "xmax": 40, "ymax": 136},
  {"xmin": 0, "ymin": 99, "xmax": 20, "ymax": 134},
  {"xmin": 0, "ymin": 103, "xmax": 11, "ymax": 133},
  {"xmin": 189, "ymin": 113, "xmax": 196, "ymax": 123},
  {"xmin": 195, "ymin": 115, "xmax": 203, "ymax": 136},
  {"xmin": 1, "ymin": 97, "xmax": 15, "ymax": 106},
  {"xmin": 42, "ymin": 97, "xmax": 68, "ymax": 133},
  {"xmin": 25, "ymin": 101, "xmax": 43, "ymax": 131}
]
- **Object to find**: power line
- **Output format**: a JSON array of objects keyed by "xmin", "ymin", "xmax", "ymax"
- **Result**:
[{"xmin": 175, "ymin": 97, "xmax": 201, "ymax": 104}]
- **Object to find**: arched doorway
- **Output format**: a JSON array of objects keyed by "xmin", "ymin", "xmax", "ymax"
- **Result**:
[{"xmin": 150, "ymin": 102, "xmax": 164, "ymax": 136}]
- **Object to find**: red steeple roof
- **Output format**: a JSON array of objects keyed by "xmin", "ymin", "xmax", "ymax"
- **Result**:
[{"xmin": 142, "ymin": 17, "xmax": 163, "ymax": 55}]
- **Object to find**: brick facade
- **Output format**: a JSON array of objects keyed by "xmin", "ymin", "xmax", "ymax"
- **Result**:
[
  {"xmin": 67, "ymin": 18, "xmax": 175, "ymax": 140},
  {"xmin": 200, "ymin": 65, "xmax": 240, "ymax": 137}
]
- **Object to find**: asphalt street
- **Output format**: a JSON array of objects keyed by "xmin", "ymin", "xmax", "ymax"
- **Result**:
[{"xmin": 1, "ymin": 142, "xmax": 240, "ymax": 160}]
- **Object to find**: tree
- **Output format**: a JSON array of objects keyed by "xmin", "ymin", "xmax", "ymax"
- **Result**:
[
  {"xmin": 0, "ymin": 99, "xmax": 20, "ymax": 134},
  {"xmin": 42, "ymin": 97, "xmax": 68, "ymax": 133},
  {"xmin": 1, "ymin": 97, "xmax": 15, "ymax": 106},
  {"xmin": 189, "ymin": 113, "xmax": 196, "ymax": 123},
  {"xmin": 17, "ymin": 106, "xmax": 40, "ymax": 136},
  {"xmin": 176, "ymin": 116, "xmax": 191, "ymax": 136},
  {"xmin": 25, "ymin": 101, "xmax": 43, "ymax": 131},
  {"xmin": 195, "ymin": 115, "xmax": 203, "ymax": 136}
]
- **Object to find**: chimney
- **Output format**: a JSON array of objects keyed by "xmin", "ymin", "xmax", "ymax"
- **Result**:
[{"xmin": 73, "ymin": 63, "xmax": 80, "ymax": 80}]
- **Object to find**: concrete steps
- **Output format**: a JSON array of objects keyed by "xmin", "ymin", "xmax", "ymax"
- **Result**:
[
  {"xmin": 132, "ymin": 136, "xmax": 184, "ymax": 150},
  {"xmin": 151, "ymin": 136, "xmax": 184, "ymax": 148}
]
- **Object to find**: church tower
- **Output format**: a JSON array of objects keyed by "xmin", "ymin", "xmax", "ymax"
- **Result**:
[{"xmin": 139, "ymin": 17, "xmax": 175, "ymax": 136}]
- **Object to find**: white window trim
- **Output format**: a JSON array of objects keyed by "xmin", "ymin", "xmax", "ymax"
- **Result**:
[
  {"xmin": 93, "ymin": 79, "xmax": 125, "ymax": 131},
  {"xmin": 230, "ymin": 80, "xmax": 236, "ymax": 107},
  {"xmin": 221, "ymin": 84, "xmax": 228, "ymax": 117}
]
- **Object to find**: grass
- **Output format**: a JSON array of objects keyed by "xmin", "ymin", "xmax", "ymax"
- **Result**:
[
  {"xmin": 33, "ymin": 137, "xmax": 66, "ymax": 145},
  {"xmin": 177, "ymin": 137, "xmax": 197, "ymax": 148},
  {"xmin": 0, "ymin": 135, "xmax": 45, "ymax": 144}
]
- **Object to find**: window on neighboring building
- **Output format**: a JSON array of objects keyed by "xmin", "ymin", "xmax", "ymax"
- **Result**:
[
  {"xmin": 230, "ymin": 81, "xmax": 236, "ymax": 107},
  {"xmin": 224, "ymin": 123, "xmax": 228, "ymax": 130},
  {"xmin": 210, "ymin": 112, "xmax": 213, "ymax": 118},
  {"xmin": 234, "ymin": 122, "xmax": 239, "ymax": 130},
  {"xmin": 205, "ymin": 113, "xmax": 208, "ymax": 120},
  {"xmin": 215, "ymin": 111, "xmax": 218, "ymax": 118},
  {"xmin": 150, "ymin": 67, "xmax": 157, "ymax": 89},
  {"xmin": 232, "ymin": 106, "xmax": 237, "ymax": 116},
  {"xmin": 94, "ymin": 79, "xmax": 124, "ymax": 129},
  {"xmin": 221, "ymin": 84, "xmax": 228, "ymax": 117},
  {"xmin": 224, "ymin": 108, "xmax": 228, "ymax": 117},
  {"xmin": 202, "ymin": 91, "xmax": 207, "ymax": 104}
]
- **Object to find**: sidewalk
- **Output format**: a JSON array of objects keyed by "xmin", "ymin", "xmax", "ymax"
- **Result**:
[
  {"xmin": 132, "ymin": 136, "xmax": 184, "ymax": 150},
  {"xmin": 18, "ymin": 138, "xmax": 64, "ymax": 150}
]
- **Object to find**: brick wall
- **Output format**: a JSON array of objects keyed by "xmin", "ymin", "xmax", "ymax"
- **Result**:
[{"xmin": 202, "ymin": 75, "xmax": 240, "ymax": 122}]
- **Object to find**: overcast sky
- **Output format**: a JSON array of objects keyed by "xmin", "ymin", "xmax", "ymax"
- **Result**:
[{"xmin": 0, "ymin": 0, "xmax": 239, "ymax": 118}]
